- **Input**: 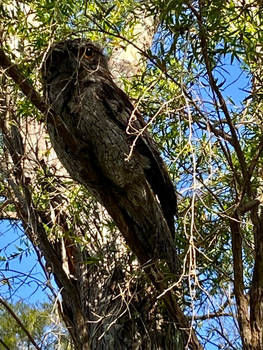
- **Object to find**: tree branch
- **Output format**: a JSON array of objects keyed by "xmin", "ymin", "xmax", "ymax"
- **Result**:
[
  {"xmin": 188, "ymin": 312, "xmax": 233, "ymax": 321},
  {"xmin": 187, "ymin": 1, "xmax": 248, "ymax": 187},
  {"xmin": 0, "ymin": 298, "xmax": 42, "ymax": 350},
  {"xmin": 229, "ymin": 214, "xmax": 250, "ymax": 343},
  {"xmin": 0, "ymin": 338, "xmax": 10, "ymax": 350},
  {"xmin": 0, "ymin": 47, "xmax": 46, "ymax": 114}
]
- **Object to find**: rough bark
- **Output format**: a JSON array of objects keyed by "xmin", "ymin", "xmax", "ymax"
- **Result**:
[
  {"xmin": 249, "ymin": 206, "xmax": 263, "ymax": 349},
  {"xmin": 0, "ymin": 94, "xmax": 187, "ymax": 349},
  {"xmin": 42, "ymin": 38, "xmax": 179, "ymax": 271},
  {"xmin": 230, "ymin": 207, "xmax": 263, "ymax": 350},
  {"xmin": 0, "ymin": 12, "xmax": 201, "ymax": 350},
  {"xmin": 0, "ymin": 36, "xmax": 203, "ymax": 350},
  {"xmin": 0, "ymin": 2, "xmax": 207, "ymax": 348}
]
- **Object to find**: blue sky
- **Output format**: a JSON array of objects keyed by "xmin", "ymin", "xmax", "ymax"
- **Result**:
[
  {"xmin": 0, "ymin": 220, "xmax": 50, "ymax": 304},
  {"xmin": 217, "ymin": 56, "xmax": 250, "ymax": 105}
]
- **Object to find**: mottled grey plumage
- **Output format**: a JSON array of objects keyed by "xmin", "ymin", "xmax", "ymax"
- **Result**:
[{"xmin": 41, "ymin": 38, "xmax": 178, "ymax": 271}]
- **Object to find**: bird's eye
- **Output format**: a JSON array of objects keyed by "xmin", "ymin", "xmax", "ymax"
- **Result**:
[{"xmin": 84, "ymin": 47, "xmax": 94, "ymax": 59}]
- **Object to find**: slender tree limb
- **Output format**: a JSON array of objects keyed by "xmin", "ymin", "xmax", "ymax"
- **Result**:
[
  {"xmin": 180, "ymin": 110, "xmax": 234, "ymax": 145},
  {"xmin": 0, "ymin": 298, "xmax": 42, "ymax": 350},
  {"xmin": 0, "ymin": 338, "xmax": 10, "ymax": 350},
  {"xmin": 187, "ymin": 312, "xmax": 233, "ymax": 321},
  {"xmin": 187, "ymin": 1, "xmax": 248, "ymax": 187},
  {"xmin": 248, "ymin": 136, "xmax": 263, "ymax": 178},
  {"xmin": 0, "ymin": 47, "xmax": 46, "ymax": 114},
  {"xmin": 236, "ymin": 135, "xmax": 263, "ymax": 206},
  {"xmin": 237, "ymin": 199, "xmax": 261, "ymax": 215},
  {"xmin": 184, "ymin": 5, "xmax": 253, "ymax": 346},
  {"xmin": 213, "ymin": 327, "xmax": 238, "ymax": 350}
]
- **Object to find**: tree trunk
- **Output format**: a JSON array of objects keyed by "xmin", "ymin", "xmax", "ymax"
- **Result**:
[{"xmin": 0, "ymin": 5, "xmax": 200, "ymax": 349}]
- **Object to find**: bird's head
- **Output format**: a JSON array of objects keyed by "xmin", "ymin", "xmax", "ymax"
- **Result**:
[{"xmin": 41, "ymin": 38, "xmax": 109, "ymax": 84}]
